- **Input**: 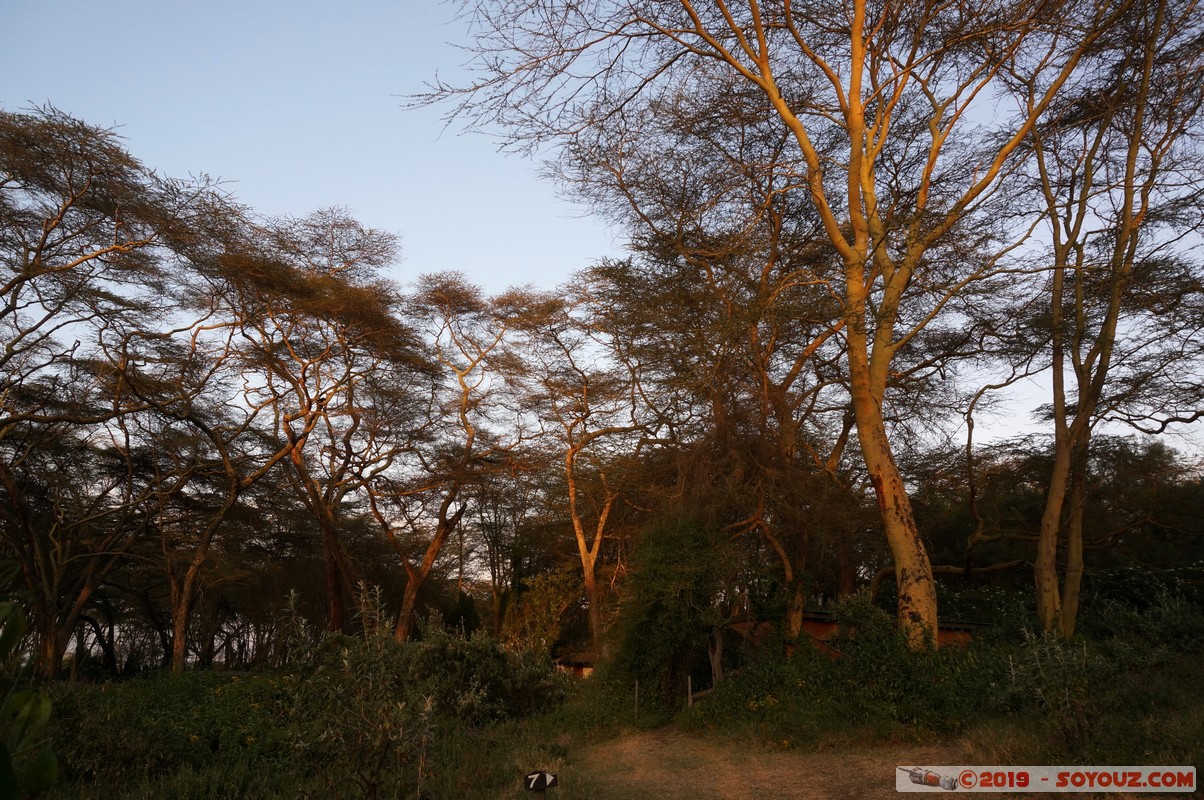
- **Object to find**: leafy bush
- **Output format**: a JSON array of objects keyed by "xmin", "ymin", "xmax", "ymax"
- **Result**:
[
  {"xmin": 1002, "ymin": 633, "xmax": 1108, "ymax": 747},
  {"xmin": 50, "ymin": 671, "xmax": 295, "ymax": 793},
  {"xmin": 392, "ymin": 616, "xmax": 568, "ymax": 725},
  {"xmin": 997, "ymin": 591, "xmax": 1204, "ymax": 763},
  {"xmin": 1077, "ymin": 584, "xmax": 1204, "ymax": 650},
  {"xmin": 49, "ymin": 600, "xmax": 567, "ymax": 799},
  {"xmin": 826, "ymin": 597, "xmax": 1008, "ymax": 731},
  {"xmin": 284, "ymin": 629, "xmax": 437, "ymax": 800},
  {"xmin": 0, "ymin": 599, "xmax": 58, "ymax": 797},
  {"xmin": 933, "ymin": 582, "xmax": 1033, "ymax": 641},
  {"xmin": 605, "ymin": 517, "xmax": 734, "ymax": 713},
  {"xmin": 682, "ymin": 595, "xmax": 1010, "ymax": 745},
  {"xmin": 651, "ymin": 584, "xmax": 1204, "ymax": 767}
]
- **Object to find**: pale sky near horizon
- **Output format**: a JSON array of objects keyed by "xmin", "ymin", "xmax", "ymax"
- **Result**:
[{"xmin": 1, "ymin": 1, "xmax": 623, "ymax": 294}]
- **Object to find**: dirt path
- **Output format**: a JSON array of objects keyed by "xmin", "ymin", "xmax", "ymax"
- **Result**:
[{"xmin": 575, "ymin": 728, "xmax": 978, "ymax": 799}]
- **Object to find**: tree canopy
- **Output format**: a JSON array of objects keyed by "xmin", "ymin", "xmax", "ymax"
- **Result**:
[{"xmin": 3, "ymin": 0, "xmax": 1204, "ymax": 682}]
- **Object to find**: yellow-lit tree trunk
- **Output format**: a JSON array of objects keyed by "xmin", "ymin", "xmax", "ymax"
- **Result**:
[
  {"xmin": 393, "ymin": 495, "xmax": 465, "ymax": 642},
  {"xmin": 848, "ymin": 321, "xmax": 938, "ymax": 646},
  {"xmin": 566, "ymin": 449, "xmax": 616, "ymax": 657}
]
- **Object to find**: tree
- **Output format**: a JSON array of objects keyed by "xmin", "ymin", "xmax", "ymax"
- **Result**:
[
  {"xmin": 367, "ymin": 275, "xmax": 530, "ymax": 641},
  {"xmin": 0, "ymin": 108, "xmax": 250, "ymax": 431},
  {"xmin": 461, "ymin": 457, "xmax": 558, "ymax": 637},
  {"xmin": 434, "ymin": 0, "xmax": 1139, "ymax": 646},
  {"xmin": 0, "ymin": 417, "xmax": 154, "ymax": 678},
  {"xmin": 516, "ymin": 291, "xmax": 649, "ymax": 654},
  {"xmin": 235, "ymin": 209, "xmax": 425, "ymax": 632},
  {"xmin": 1015, "ymin": 0, "xmax": 1204, "ymax": 636},
  {"xmin": 0, "ymin": 108, "xmax": 264, "ymax": 675},
  {"xmin": 908, "ymin": 434, "xmax": 1204, "ymax": 605},
  {"xmin": 554, "ymin": 75, "xmax": 877, "ymax": 645},
  {"xmin": 116, "ymin": 210, "xmax": 410, "ymax": 671}
]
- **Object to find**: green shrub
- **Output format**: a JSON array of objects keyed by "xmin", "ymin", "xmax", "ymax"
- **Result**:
[
  {"xmin": 394, "ymin": 616, "xmax": 568, "ymax": 725},
  {"xmin": 50, "ymin": 671, "xmax": 293, "ymax": 791},
  {"xmin": 998, "ymin": 593, "xmax": 1204, "ymax": 763},
  {"xmin": 605, "ymin": 517, "xmax": 735, "ymax": 713},
  {"xmin": 49, "ymin": 602, "xmax": 568, "ymax": 800},
  {"xmin": 682, "ymin": 595, "xmax": 1011, "ymax": 745},
  {"xmin": 0, "ymin": 599, "xmax": 58, "ymax": 797},
  {"xmin": 268, "ymin": 607, "xmax": 432, "ymax": 800},
  {"xmin": 1077, "ymin": 586, "xmax": 1204, "ymax": 651},
  {"xmin": 934, "ymin": 583, "xmax": 1033, "ymax": 641}
]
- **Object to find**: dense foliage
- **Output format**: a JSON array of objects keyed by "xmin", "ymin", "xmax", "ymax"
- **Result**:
[
  {"xmin": 49, "ymin": 612, "xmax": 567, "ymax": 799},
  {"xmin": 40, "ymin": 589, "xmax": 1202, "ymax": 798}
]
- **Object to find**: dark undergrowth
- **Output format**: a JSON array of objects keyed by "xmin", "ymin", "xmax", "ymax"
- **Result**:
[
  {"xmin": 43, "ymin": 589, "xmax": 1204, "ymax": 799},
  {"xmin": 679, "ymin": 590, "xmax": 1204, "ymax": 767}
]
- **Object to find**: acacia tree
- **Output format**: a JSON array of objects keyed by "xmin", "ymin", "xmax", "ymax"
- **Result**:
[
  {"xmin": 367, "ymin": 275, "xmax": 530, "ymax": 642},
  {"xmin": 106, "ymin": 207, "xmax": 415, "ymax": 669},
  {"xmin": 555, "ymin": 75, "xmax": 875, "ymax": 644},
  {"xmin": 0, "ymin": 108, "xmax": 210, "ymax": 431},
  {"xmin": 1015, "ymin": 0, "xmax": 1204, "ymax": 636},
  {"xmin": 461, "ymin": 458, "xmax": 556, "ymax": 636},
  {"xmin": 0, "ymin": 413, "xmax": 169, "ymax": 678},
  {"xmin": 515, "ymin": 291, "xmax": 650, "ymax": 654},
  {"xmin": 434, "ymin": 0, "xmax": 1139, "ymax": 645},
  {"xmin": 0, "ymin": 108, "xmax": 271, "ymax": 675},
  {"xmin": 237, "ymin": 209, "xmax": 425, "ymax": 632}
]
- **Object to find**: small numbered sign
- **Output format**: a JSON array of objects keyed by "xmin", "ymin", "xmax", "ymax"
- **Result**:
[{"xmin": 525, "ymin": 771, "xmax": 559, "ymax": 791}]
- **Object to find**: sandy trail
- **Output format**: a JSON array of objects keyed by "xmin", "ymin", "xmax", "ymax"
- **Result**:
[{"xmin": 576, "ymin": 728, "xmax": 979, "ymax": 799}]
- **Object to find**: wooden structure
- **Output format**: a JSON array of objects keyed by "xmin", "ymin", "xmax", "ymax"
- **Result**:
[
  {"xmin": 553, "ymin": 652, "xmax": 595, "ymax": 677},
  {"xmin": 728, "ymin": 610, "xmax": 986, "ymax": 655}
]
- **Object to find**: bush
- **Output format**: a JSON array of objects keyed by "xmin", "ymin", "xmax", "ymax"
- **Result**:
[
  {"xmin": 605, "ymin": 517, "xmax": 735, "ymax": 713},
  {"xmin": 50, "ymin": 671, "xmax": 295, "ymax": 793},
  {"xmin": 49, "ymin": 602, "xmax": 567, "ymax": 799},
  {"xmin": 682, "ymin": 595, "xmax": 1011, "ymax": 745},
  {"xmin": 997, "ymin": 592, "xmax": 1204, "ymax": 763},
  {"xmin": 392, "ymin": 616, "xmax": 568, "ymax": 725},
  {"xmin": 0, "ymin": 599, "xmax": 58, "ymax": 796},
  {"xmin": 284, "ymin": 633, "xmax": 437, "ymax": 799},
  {"xmin": 933, "ymin": 582, "xmax": 1033, "ymax": 641},
  {"xmin": 826, "ymin": 597, "xmax": 1009, "ymax": 731},
  {"xmin": 1077, "ymin": 585, "xmax": 1204, "ymax": 651},
  {"xmin": 668, "ymin": 585, "xmax": 1204, "ymax": 767}
]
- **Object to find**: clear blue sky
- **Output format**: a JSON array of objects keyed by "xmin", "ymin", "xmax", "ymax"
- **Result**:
[{"xmin": 0, "ymin": 0, "xmax": 622, "ymax": 293}]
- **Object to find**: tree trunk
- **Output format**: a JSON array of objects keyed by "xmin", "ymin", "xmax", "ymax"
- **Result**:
[
  {"xmin": 169, "ymin": 537, "xmax": 218, "ymax": 673},
  {"xmin": 37, "ymin": 619, "xmax": 66, "ymax": 681},
  {"xmin": 321, "ymin": 526, "xmax": 348, "ymax": 633},
  {"xmin": 708, "ymin": 627, "xmax": 724, "ymax": 688},
  {"xmin": 393, "ymin": 506, "xmax": 462, "ymax": 642},
  {"xmin": 755, "ymin": 516, "xmax": 808, "ymax": 655},
  {"xmin": 170, "ymin": 572, "xmax": 196, "ymax": 673},
  {"xmin": 583, "ymin": 566, "xmax": 603, "ymax": 657},
  {"xmin": 1035, "ymin": 441, "xmax": 1072, "ymax": 632},
  {"xmin": 1059, "ymin": 438, "xmax": 1090, "ymax": 638},
  {"xmin": 394, "ymin": 583, "xmax": 420, "ymax": 643},
  {"xmin": 784, "ymin": 578, "xmax": 806, "ymax": 657},
  {"xmin": 851, "ymin": 386, "xmax": 939, "ymax": 649},
  {"xmin": 566, "ymin": 452, "xmax": 614, "ymax": 656},
  {"xmin": 83, "ymin": 615, "xmax": 119, "ymax": 676}
]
